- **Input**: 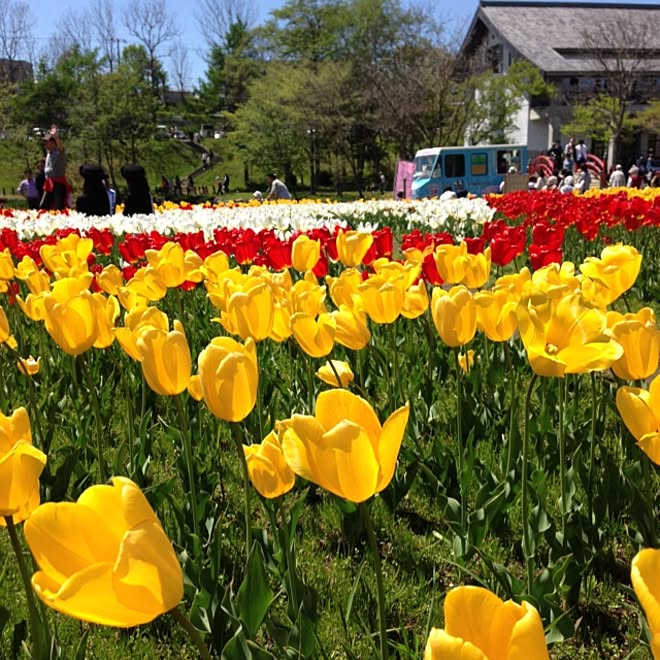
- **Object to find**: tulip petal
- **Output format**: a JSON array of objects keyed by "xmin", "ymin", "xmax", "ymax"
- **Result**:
[
  {"xmin": 321, "ymin": 421, "xmax": 379, "ymax": 503},
  {"xmin": 507, "ymin": 601, "xmax": 550, "ymax": 659},
  {"xmin": 444, "ymin": 586, "xmax": 503, "ymax": 655},
  {"xmin": 424, "ymin": 628, "xmax": 487, "ymax": 660},
  {"xmin": 315, "ymin": 390, "xmax": 381, "ymax": 446},
  {"xmin": 282, "ymin": 415, "xmax": 327, "ymax": 486},
  {"xmin": 559, "ymin": 341, "xmax": 623, "ymax": 374},
  {"xmin": 638, "ymin": 433, "xmax": 660, "ymax": 465},
  {"xmin": 113, "ymin": 521, "xmax": 183, "ymax": 617},
  {"xmin": 616, "ymin": 387, "xmax": 654, "ymax": 443},
  {"xmin": 631, "ymin": 548, "xmax": 660, "ymax": 636},
  {"xmin": 376, "ymin": 405, "xmax": 409, "ymax": 492},
  {"xmin": 32, "ymin": 562, "xmax": 155, "ymax": 627},
  {"xmin": 0, "ymin": 443, "xmax": 46, "ymax": 521},
  {"xmin": 24, "ymin": 502, "xmax": 119, "ymax": 585}
]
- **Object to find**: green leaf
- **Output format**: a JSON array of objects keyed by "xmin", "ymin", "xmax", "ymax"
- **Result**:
[
  {"xmin": 0, "ymin": 607, "xmax": 8, "ymax": 637},
  {"xmin": 73, "ymin": 628, "xmax": 90, "ymax": 660},
  {"xmin": 237, "ymin": 542, "xmax": 274, "ymax": 638}
]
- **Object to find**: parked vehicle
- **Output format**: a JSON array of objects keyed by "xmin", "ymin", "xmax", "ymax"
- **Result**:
[{"xmin": 411, "ymin": 144, "xmax": 528, "ymax": 198}]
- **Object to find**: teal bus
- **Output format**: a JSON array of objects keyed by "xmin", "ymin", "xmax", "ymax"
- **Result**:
[{"xmin": 411, "ymin": 144, "xmax": 528, "ymax": 198}]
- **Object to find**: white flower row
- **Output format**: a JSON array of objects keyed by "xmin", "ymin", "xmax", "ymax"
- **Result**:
[{"xmin": 1, "ymin": 197, "xmax": 495, "ymax": 240}]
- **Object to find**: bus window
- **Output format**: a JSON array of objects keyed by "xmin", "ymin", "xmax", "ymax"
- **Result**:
[
  {"xmin": 445, "ymin": 154, "xmax": 465, "ymax": 178},
  {"xmin": 413, "ymin": 154, "xmax": 435, "ymax": 178},
  {"xmin": 471, "ymin": 153, "xmax": 488, "ymax": 176},
  {"xmin": 497, "ymin": 149, "xmax": 522, "ymax": 174},
  {"xmin": 497, "ymin": 153, "xmax": 509, "ymax": 173}
]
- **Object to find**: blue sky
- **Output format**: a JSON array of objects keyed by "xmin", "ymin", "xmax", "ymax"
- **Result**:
[
  {"xmin": 28, "ymin": 0, "xmax": 659, "ymax": 86},
  {"xmin": 29, "ymin": 0, "xmax": 478, "ymax": 84}
]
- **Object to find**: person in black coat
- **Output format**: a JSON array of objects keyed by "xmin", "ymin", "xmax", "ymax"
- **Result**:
[
  {"xmin": 76, "ymin": 163, "xmax": 110, "ymax": 217},
  {"xmin": 121, "ymin": 164, "xmax": 154, "ymax": 216}
]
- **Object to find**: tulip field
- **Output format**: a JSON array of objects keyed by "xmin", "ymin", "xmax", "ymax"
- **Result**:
[{"xmin": 1, "ymin": 189, "xmax": 660, "ymax": 659}]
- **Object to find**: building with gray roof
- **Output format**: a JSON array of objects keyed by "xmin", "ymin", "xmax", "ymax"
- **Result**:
[{"xmin": 459, "ymin": 1, "xmax": 660, "ymax": 168}]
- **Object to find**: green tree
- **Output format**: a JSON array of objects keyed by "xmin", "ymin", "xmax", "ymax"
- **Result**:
[
  {"xmin": 230, "ymin": 62, "xmax": 307, "ymax": 188},
  {"xmin": 464, "ymin": 60, "xmax": 553, "ymax": 145}
]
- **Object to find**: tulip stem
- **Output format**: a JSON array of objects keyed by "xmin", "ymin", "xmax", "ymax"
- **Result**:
[
  {"xmin": 522, "ymin": 373, "xmax": 538, "ymax": 594},
  {"xmin": 231, "ymin": 423, "xmax": 252, "ymax": 557},
  {"xmin": 5, "ymin": 516, "xmax": 49, "ymax": 660},
  {"xmin": 359, "ymin": 502, "xmax": 388, "ymax": 660},
  {"xmin": 175, "ymin": 395, "xmax": 201, "ymax": 545},
  {"xmin": 79, "ymin": 354, "xmax": 107, "ymax": 483},
  {"xmin": 170, "ymin": 607, "xmax": 212, "ymax": 660},
  {"xmin": 328, "ymin": 358, "xmax": 343, "ymax": 388},
  {"xmin": 558, "ymin": 377, "xmax": 567, "ymax": 541},
  {"xmin": 587, "ymin": 372, "xmax": 597, "ymax": 527},
  {"xmin": 453, "ymin": 349, "xmax": 467, "ymax": 556},
  {"xmin": 389, "ymin": 323, "xmax": 401, "ymax": 406}
]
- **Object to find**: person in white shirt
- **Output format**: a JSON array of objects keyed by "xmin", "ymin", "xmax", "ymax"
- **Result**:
[
  {"xmin": 608, "ymin": 164, "xmax": 626, "ymax": 188},
  {"xmin": 266, "ymin": 174, "xmax": 292, "ymax": 201}
]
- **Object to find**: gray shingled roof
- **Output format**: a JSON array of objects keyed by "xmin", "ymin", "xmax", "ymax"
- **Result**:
[{"xmin": 466, "ymin": 2, "xmax": 660, "ymax": 74}]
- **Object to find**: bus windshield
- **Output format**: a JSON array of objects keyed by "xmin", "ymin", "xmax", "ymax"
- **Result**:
[{"xmin": 413, "ymin": 153, "xmax": 437, "ymax": 179}]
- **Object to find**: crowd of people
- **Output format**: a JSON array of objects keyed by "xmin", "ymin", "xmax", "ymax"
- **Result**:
[{"xmin": 15, "ymin": 125, "xmax": 154, "ymax": 217}]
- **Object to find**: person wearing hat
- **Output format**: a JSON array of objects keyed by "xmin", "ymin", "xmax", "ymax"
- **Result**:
[
  {"xmin": 608, "ymin": 164, "xmax": 626, "ymax": 188},
  {"xmin": 627, "ymin": 165, "xmax": 641, "ymax": 188},
  {"xmin": 265, "ymin": 173, "xmax": 292, "ymax": 201},
  {"xmin": 560, "ymin": 175, "xmax": 574, "ymax": 194},
  {"xmin": 39, "ymin": 126, "xmax": 68, "ymax": 210}
]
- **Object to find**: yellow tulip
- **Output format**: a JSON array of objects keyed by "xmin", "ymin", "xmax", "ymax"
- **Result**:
[
  {"xmin": 15, "ymin": 256, "xmax": 51, "ymax": 295},
  {"xmin": 0, "ymin": 305, "xmax": 10, "ymax": 343},
  {"xmin": 516, "ymin": 291, "xmax": 623, "ymax": 377},
  {"xmin": 96, "ymin": 264, "xmax": 124, "ymax": 296},
  {"xmin": 336, "ymin": 229, "xmax": 373, "ymax": 267},
  {"xmin": 458, "ymin": 350, "xmax": 475, "ymax": 374},
  {"xmin": 114, "ymin": 306, "xmax": 169, "ymax": 361},
  {"xmin": 282, "ymin": 390, "xmax": 409, "ymax": 503},
  {"xmin": 291, "ymin": 312, "xmax": 335, "ymax": 357},
  {"xmin": 144, "ymin": 241, "xmax": 204, "ymax": 288},
  {"xmin": 202, "ymin": 251, "xmax": 230, "ymax": 285},
  {"xmin": 331, "ymin": 305, "xmax": 371, "ymax": 351},
  {"xmin": 424, "ymin": 586, "xmax": 549, "ymax": 659},
  {"xmin": 358, "ymin": 275, "xmax": 405, "ymax": 325},
  {"xmin": 92, "ymin": 293, "xmax": 120, "ymax": 349},
  {"xmin": 607, "ymin": 308, "xmax": 660, "ymax": 381},
  {"xmin": 0, "ymin": 248, "xmax": 14, "ymax": 281},
  {"xmin": 24, "ymin": 476, "xmax": 183, "ymax": 627},
  {"xmin": 16, "ymin": 293, "xmax": 47, "ymax": 322},
  {"xmin": 0, "ymin": 407, "xmax": 46, "ymax": 525},
  {"xmin": 222, "ymin": 282, "xmax": 274, "ymax": 341},
  {"xmin": 198, "ymin": 336, "xmax": 258, "ymax": 422},
  {"xmin": 433, "ymin": 242, "xmax": 469, "ymax": 285},
  {"xmin": 401, "ymin": 280, "xmax": 429, "ymax": 319},
  {"xmin": 474, "ymin": 289, "xmax": 518, "ymax": 342},
  {"xmin": 531, "ymin": 261, "xmax": 581, "ymax": 300},
  {"xmin": 327, "ymin": 268, "xmax": 363, "ymax": 310},
  {"xmin": 631, "ymin": 548, "xmax": 660, "ymax": 659},
  {"xmin": 291, "ymin": 277, "xmax": 327, "ymax": 316},
  {"xmin": 123, "ymin": 266, "xmax": 168, "ymax": 302},
  {"xmin": 42, "ymin": 276, "xmax": 98, "ymax": 356},
  {"xmin": 616, "ymin": 375, "xmax": 660, "ymax": 464},
  {"xmin": 579, "ymin": 244, "xmax": 642, "ymax": 306},
  {"xmin": 17, "ymin": 356, "xmax": 41, "ymax": 377},
  {"xmin": 137, "ymin": 320, "xmax": 191, "ymax": 396},
  {"xmin": 243, "ymin": 431, "xmax": 295, "ymax": 499},
  {"xmin": 40, "ymin": 234, "xmax": 93, "ymax": 277},
  {"xmin": 431, "ymin": 285, "xmax": 477, "ymax": 347},
  {"xmin": 463, "ymin": 247, "xmax": 492, "ymax": 289},
  {"xmin": 291, "ymin": 235, "xmax": 321, "ymax": 272},
  {"xmin": 493, "ymin": 267, "xmax": 531, "ymax": 299},
  {"xmin": 268, "ymin": 299, "xmax": 292, "ymax": 343},
  {"xmin": 317, "ymin": 360, "xmax": 354, "ymax": 387}
]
